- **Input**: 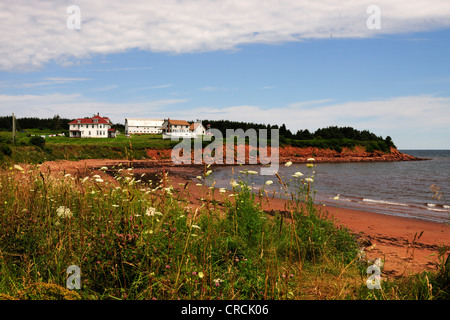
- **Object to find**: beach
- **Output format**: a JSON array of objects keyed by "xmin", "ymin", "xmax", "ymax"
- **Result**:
[{"xmin": 40, "ymin": 158, "xmax": 450, "ymax": 279}]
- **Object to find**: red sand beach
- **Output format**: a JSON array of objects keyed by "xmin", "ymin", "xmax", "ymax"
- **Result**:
[{"xmin": 40, "ymin": 158, "xmax": 450, "ymax": 279}]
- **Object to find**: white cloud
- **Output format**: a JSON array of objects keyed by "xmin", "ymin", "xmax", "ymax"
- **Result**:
[
  {"xmin": 1, "ymin": 92, "xmax": 448, "ymax": 148},
  {"xmin": 1, "ymin": 0, "xmax": 450, "ymax": 70},
  {"xmin": 182, "ymin": 95, "xmax": 450, "ymax": 148},
  {"xmin": 0, "ymin": 93, "xmax": 186, "ymax": 123},
  {"xmin": 0, "ymin": 77, "xmax": 90, "ymax": 88}
]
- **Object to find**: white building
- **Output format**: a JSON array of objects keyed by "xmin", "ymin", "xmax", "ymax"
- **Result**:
[
  {"xmin": 69, "ymin": 114, "xmax": 116, "ymax": 138},
  {"xmin": 125, "ymin": 118, "xmax": 164, "ymax": 134},
  {"xmin": 190, "ymin": 122, "xmax": 206, "ymax": 136},
  {"xmin": 162, "ymin": 119, "xmax": 206, "ymax": 139}
]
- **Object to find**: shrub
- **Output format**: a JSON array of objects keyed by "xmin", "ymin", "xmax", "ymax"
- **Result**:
[
  {"xmin": 29, "ymin": 136, "xmax": 46, "ymax": 149},
  {"xmin": 1, "ymin": 143, "xmax": 12, "ymax": 156}
]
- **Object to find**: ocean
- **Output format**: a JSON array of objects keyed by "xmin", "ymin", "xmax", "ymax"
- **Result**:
[{"xmin": 209, "ymin": 150, "xmax": 450, "ymax": 223}]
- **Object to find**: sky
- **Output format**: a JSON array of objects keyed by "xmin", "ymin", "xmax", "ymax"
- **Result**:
[{"xmin": 1, "ymin": 0, "xmax": 450, "ymax": 149}]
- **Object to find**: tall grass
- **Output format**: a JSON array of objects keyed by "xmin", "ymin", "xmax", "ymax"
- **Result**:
[{"xmin": 0, "ymin": 161, "xmax": 447, "ymax": 300}]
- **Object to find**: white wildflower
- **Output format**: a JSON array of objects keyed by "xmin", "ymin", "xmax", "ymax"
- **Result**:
[
  {"xmin": 265, "ymin": 180, "xmax": 273, "ymax": 186},
  {"xmin": 145, "ymin": 207, "xmax": 163, "ymax": 217},
  {"xmin": 14, "ymin": 165, "xmax": 24, "ymax": 171},
  {"xmin": 196, "ymin": 176, "xmax": 202, "ymax": 180},
  {"xmin": 292, "ymin": 172, "xmax": 303, "ymax": 178},
  {"xmin": 205, "ymin": 170, "xmax": 212, "ymax": 177},
  {"xmin": 305, "ymin": 177, "xmax": 314, "ymax": 182},
  {"xmin": 95, "ymin": 178, "xmax": 104, "ymax": 183},
  {"xmin": 100, "ymin": 166, "xmax": 108, "ymax": 170},
  {"xmin": 230, "ymin": 180, "xmax": 239, "ymax": 187},
  {"xmin": 56, "ymin": 206, "xmax": 73, "ymax": 219},
  {"xmin": 92, "ymin": 175, "xmax": 101, "ymax": 179},
  {"xmin": 307, "ymin": 158, "xmax": 315, "ymax": 161},
  {"xmin": 64, "ymin": 173, "xmax": 71, "ymax": 178},
  {"xmin": 247, "ymin": 170, "xmax": 258, "ymax": 175},
  {"xmin": 285, "ymin": 161, "xmax": 292, "ymax": 167},
  {"xmin": 191, "ymin": 224, "xmax": 201, "ymax": 229},
  {"xmin": 219, "ymin": 188, "xmax": 227, "ymax": 193}
]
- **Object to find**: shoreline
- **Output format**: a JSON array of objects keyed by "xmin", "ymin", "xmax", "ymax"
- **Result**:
[{"xmin": 39, "ymin": 158, "xmax": 449, "ymax": 278}]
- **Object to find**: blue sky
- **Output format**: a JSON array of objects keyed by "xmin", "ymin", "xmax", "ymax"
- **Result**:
[{"xmin": 1, "ymin": 1, "xmax": 450, "ymax": 149}]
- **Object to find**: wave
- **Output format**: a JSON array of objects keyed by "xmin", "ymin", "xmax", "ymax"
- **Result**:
[
  {"xmin": 426, "ymin": 203, "xmax": 450, "ymax": 212},
  {"xmin": 362, "ymin": 198, "xmax": 409, "ymax": 207}
]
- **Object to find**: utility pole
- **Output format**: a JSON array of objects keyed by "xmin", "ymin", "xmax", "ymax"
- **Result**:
[{"xmin": 12, "ymin": 112, "xmax": 15, "ymax": 142}]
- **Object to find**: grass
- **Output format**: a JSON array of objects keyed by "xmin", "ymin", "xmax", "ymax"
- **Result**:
[
  {"xmin": 0, "ymin": 161, "xmax": 448, "ymax": 300},
  {"xmin": 0, "ymin": 132, "xmax": 180, "ymax": 164}
]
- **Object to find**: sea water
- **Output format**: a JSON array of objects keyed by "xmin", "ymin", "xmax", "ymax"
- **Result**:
[{"xmin": 209, "ymin": 150, "xmax": 450, "ymax": 223}]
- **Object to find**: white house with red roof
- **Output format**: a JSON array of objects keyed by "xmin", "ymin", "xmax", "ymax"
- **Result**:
[{"xmin": 69, "ymin": 113, "xmax": 116, "ymax": 138}]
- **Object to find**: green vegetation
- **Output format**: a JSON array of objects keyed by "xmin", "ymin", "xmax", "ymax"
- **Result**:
[
  {"xmin": 0, "ymin": 131, "xmax": 179, "ymax": 164},
  {"xmin": 0, "ymin": 115, "xmax": 398, "ymax": 165},
  {"xmin": 0, "ymin": 162, "xmax": 447, "ymax": 300}
]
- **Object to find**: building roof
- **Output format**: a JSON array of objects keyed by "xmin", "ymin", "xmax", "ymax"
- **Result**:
[
  {"xmin": 126, "ymin": 118, "xmax": 164, "ymax": 127},
  {"xmin": 69, "ymin": 114, "xmax": 111, "ymax": 125},
  {"xmin": 189, "ymin": 122, "xmax": 204, "ymax": 130},
  {"xmin": 167, "ymin": 119, "xmax": 190, "ymax": 126}
]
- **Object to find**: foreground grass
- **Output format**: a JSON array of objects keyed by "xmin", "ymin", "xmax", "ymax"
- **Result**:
[{"xmin": 0, "ymin": 162, "xmax": 448, "ymax": 300}]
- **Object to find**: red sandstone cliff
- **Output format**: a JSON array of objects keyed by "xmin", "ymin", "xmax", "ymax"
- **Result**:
[{"xmin": 145, "ymin": 145, "xmax": 422, "ymax": 164}]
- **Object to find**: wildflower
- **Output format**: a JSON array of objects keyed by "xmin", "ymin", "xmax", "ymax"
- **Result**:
[
  {"xmin": 56, "ymin": 206, "xmax": 73, "ymax": 219},
  {"xmin": 198, "ymin": 272, "xmax": 204, "ymax": 279},
  {"xmin": 100, "ymin": 166, "xmax": 108, "ymax": 170},
  {"xmin": 305, "ymin": 178, "xmax": 314, "ymax": 182},
  {"xmin": 219, "ymin": 188, "xmax": 227, "ymax": 193},
  {"xmin": 111, "ymin": 204, "xmax": 119, "ymax": 208},
  {"xmin": 230, "ymin": 180, "xmax": 239, "ymax": 187},
  {"xmin": 292, "ymin": 172, "xmax": 303, "ymax": 178},
  {"xmin": 247, "ymin": 170, "xmax": 258, "ymax": 175},
  {"xmin": 196, "ymin": 183, "xmax": 203, "ymax": 186},
  {"xmin": 14, "ymin": 164, "xmax": 24, "ymax": 171},
  {"xmin": 64, "ymin": 173, "xmax": 71, "ymax": 178},
  {"xmin": 191, "ymin": 224, "xmax": 201, "ymax": 229},
  {"xmin": 265, "ymin": 180, "xmax": 273, "ymax": 186},
  {"xmin": 196, "ymin": 176, "xmax": 202, "ymax": 180},
  {"xmin": 92, "ymin": 174, "xmax": 101, "ymax": 179},
  {"xmin": 205, "ymin": 170, "xmax": 212, "ymax": 176},
  {"xmin": 146, "ymin": 207, "xmax": 157, "ymax": 216},
  {"xmin": 213, "ymin": 278, "xmax": 223, "ymax": 286},
  {"xmin": 95, "ymin": 178, "xmax": 104, "ymax": 183},
  {"xmin": 306, "ymin": 163, "xmax": 314, "ymax": 168},
  {"xmin": 307, "ymin": 158, "xmax": 315, "ymax": 161},
  {"xmin": 285, "ymin": 161, "xmax": 292, "ymax": 167}
]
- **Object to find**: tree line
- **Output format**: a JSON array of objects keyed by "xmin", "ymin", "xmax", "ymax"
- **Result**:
[
  {"xmin": 201, "ymin": 120, "xmax": 395, "ymax": 148},
  {"xmin": 0, "ymin": 115, "xmax": 124, "ymax": 132}
]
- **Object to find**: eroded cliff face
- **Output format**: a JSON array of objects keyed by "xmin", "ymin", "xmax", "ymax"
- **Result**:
[{"xmin": 145, "ymin": 145, "xmax": 422, "ymax": 163}]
